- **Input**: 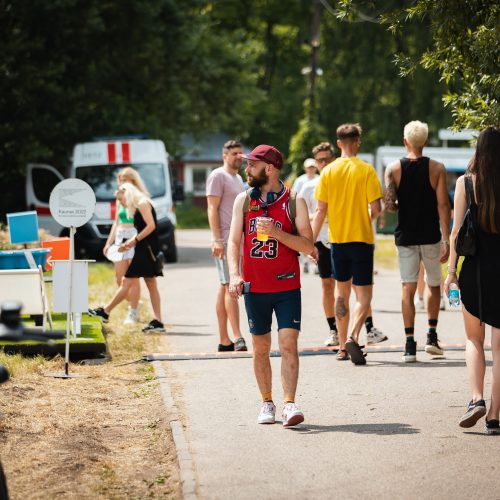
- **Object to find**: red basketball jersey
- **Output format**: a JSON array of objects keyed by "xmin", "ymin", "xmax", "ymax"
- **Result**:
[{"xmin": 242, "ymin": 187, "xmax": 300, "ymax": 293}]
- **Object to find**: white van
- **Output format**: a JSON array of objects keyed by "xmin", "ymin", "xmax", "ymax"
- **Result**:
[{"xmin": 26, "ymin": 138, "xmax": 179, "ymax": 262}]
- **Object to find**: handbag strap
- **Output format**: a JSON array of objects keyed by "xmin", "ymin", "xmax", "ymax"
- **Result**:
[
  {"xmin": 464, "ymin": 174, "xmax": 473, "ymax": 208},
  {"xmin": 146, "ymin": 243, "xmax": 157, "ymax": 262}
]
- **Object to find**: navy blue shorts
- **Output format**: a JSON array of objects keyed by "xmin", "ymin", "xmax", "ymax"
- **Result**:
[
  {"xmin": 243, "ymin": 289, "xmax": 301, "ymax": 335},
  {"xmin": 315, "ymin": 241, "xmax": 333, "ymax": 279},
  {"xmin": 330, "ymin": 243, "xmax": 374, "ymax": 286}
]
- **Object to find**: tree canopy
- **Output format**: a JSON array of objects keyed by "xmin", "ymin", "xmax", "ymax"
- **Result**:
[
  {"xmin": 2, "ymin": 0, "xmax": 495, "ymax": 214},
  {"xmin": 337, "ymin": 0, "xmax": 499, "ymax": 130}
]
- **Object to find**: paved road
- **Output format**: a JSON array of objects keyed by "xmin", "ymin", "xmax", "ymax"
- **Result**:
[{"xmin": 156, "ymin": 230, "xmax": 499, "ymax": 500}]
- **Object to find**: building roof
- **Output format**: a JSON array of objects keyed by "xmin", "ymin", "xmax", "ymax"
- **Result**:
[{"xmin": 181, "ymin": 133, "xmax": 249, "ymax": 162}]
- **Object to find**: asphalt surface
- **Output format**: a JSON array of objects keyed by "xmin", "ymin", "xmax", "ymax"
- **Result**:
[{"xmin": 155, "ymin": 229, "xmax": 499, "ymax": 500}]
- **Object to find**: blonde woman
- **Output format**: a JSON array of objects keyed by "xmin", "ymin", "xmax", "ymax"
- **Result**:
[
  {"xmin": 91, "ymin": 182, "xmax": 165, "ymax": 333},
  {"xmin": 103, "ymin": 167, "xmax": 149, "ymax": 324}
]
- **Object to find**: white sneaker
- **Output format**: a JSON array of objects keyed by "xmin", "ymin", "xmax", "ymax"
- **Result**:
[
  {"xmin": 366, "ymin": 327, "xmax": 388, "ymax": 345},
  {"xmin": 123, "ymin": 309, "xmax": 138, "ymax": 325},
  {"xmin": 324, "ymin": 330, "xmax": 339, "ymax": 347},
  {"xmin": 282, "ymin": 402, "xmax": 304, "ymax": 428},
  {"xmin": 258, "ymin": 402, "xmax": 276, "ymax": 424},
  {"xmin": 414, "ymin": 297, "xmax": 425, "ymax": 311}
]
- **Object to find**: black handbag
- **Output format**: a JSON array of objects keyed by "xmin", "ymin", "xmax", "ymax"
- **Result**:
[
  {"xmin": 146, "ymin": 244, "xmax": 165, "ymax": 274},
  {"xmin": 455, "ymin": 175, "xmax": 476, "ymax": 256}
]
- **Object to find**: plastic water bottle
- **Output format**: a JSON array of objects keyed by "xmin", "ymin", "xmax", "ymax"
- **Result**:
[{"xmin": 448, "ymin": 283, "xmax": 461, "ymax": 308}]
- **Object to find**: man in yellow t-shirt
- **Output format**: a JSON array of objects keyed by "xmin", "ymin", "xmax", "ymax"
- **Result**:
[{"xmin": 312, "ymin": 123, "xmax": 383, "ymax": 365}]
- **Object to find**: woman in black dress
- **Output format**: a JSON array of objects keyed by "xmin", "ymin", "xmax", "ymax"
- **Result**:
[
  {"xmin": 90, "ymin": 182, "xmax": 165, "ymax": 333},
  {"xmin": 445, "ymin": 127, "xmax": 500, "ymax": 434}
]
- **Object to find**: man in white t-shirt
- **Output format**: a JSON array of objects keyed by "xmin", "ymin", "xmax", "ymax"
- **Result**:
[
  {"xmin": 299, "ymin": 142, "xmax": 339, "ymax": 345},
  {"xmin": 206, "ymin": 140, "xmax": 247, "ymax": 352},
  {"xmin": 293, "ymin": 158, "xmax": 318, "ymax": 273},
  {"xmin": 292, "ymin": 158, "xmax": 318, "ymax": 195}
]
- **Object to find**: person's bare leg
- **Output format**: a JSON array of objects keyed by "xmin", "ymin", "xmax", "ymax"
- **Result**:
[
  {"xmin": 114, "ymin": 260, "xmax": 127, "ymax": 287},
  {"xmin": 426, "ymin": 284, "xmax": 441, "ymax": 321},
  {"xmin": 224, "ymin": 286, "xmax": 242, "ymax": 340},
  {"xmin": 401, "ymin": 282, "xmax": 418, "ymax": 329},
  {"xmin": 253, "ymin": 333, "xmax": 272, "ymax": 398},
  {"xmin": 417, "ymin": 264, "xmax": 425, "ymax": 301},
  {"xmin": 321, "ymin": 277, "xmax": 335, "ymax": 318},
  {"xmin": 104, "ymin": 277, "xmax": 134, "ymax": 314},
  {"xmin": 278, "ymin": 329, "xmax": 300, "ymax": 400},
  {"xmin": 144, "ymin": 277, "xmax": 162, "ymax": 322},
  {"xmin": 463, "ymin": 307, "xmax": 486, "ymax": 402},
  {"xmin": 115, "ymin": 259, "xmax": 140, "ymax": 309},
  {"xmin": 335, "ymin": 280, "xmax": 351, "ymax": 350},
  {"xmin": 216, "ymin": 284, "xmax": 232, "ymax": 345},
  {"xmin": 128, "ymin": 269, "xmax": 141, "ymax": 310},
  {"xmin": 350, "ymin": 285, "xmax": 373, "ymax": 343},
  {"xmin": 488, "ymin": 327, "xmax": 500, "ymax": 421}
]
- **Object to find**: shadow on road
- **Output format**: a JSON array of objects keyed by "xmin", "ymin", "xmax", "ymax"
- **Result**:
[
  {"xmin": 168, "ymin": 324, "xmax": 211, "ymax": 328},
  {"xmin": 166, "ymin": 331, "xmax": 213, "ymax": 337},
  {"xmin": 293, "ymin": 422, "xmax": 420, "ymax": 435},
  {"xmin": 367, "ymin": 359, "xmax": 491, "ymax": 368}
]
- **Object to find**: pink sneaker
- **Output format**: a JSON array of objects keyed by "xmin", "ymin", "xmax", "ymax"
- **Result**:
[{"xmin": 282, "ymin": 402, "xmax": 304, "ymax": 428}]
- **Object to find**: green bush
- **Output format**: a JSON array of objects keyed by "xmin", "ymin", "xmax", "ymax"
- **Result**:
[{"xmin": 175, "ymin": 198, "xmax": 209, "ymax": 229}]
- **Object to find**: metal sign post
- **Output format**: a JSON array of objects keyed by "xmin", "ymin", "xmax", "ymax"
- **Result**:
[{"xmin": 47, "ymin": 179, "xmax": 96, "ymax": 379}]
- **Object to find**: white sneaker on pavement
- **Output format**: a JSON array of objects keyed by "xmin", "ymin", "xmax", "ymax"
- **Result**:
[
  {"xmin": 324, "ymin": 330, "xmax": 339, "ymax": 347},
  {"xmin": 282, "ymin": 402, "xmax": 304, "ymax": 428},
  {"xmin": 366, "ymin": 327, "xmax": 388, "ymax": 345},
  {"xmin": 123, "ymin": 309, "xmax": 138, "ymax": 325},
  {"xmin": 258, "ymin": 402, "xmax": 276, "ymax": 424}
]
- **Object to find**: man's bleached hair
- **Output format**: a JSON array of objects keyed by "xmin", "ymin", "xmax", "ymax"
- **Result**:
[{"xmin": 404, "ymin": 120, "xmax": 428, "ymax": 148}]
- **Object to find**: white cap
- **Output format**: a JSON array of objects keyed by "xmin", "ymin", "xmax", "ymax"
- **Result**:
[{"xmin": 304, "ymin": 158, "xmax": 316, "ymax": 168}]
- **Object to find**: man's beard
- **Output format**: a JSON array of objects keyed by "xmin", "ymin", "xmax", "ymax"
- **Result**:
[{"xmin": 247, "ymin": 169, "xmax": 268, "ymax": 188}]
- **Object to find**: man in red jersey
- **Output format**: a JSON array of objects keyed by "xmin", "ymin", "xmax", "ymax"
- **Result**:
[{"xmin": 227, "ymin": 145, "xmax": 314, "ymax": 428}]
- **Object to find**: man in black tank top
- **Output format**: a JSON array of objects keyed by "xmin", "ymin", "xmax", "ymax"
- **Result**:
[{"xmin": 384, "ymin": 120, "xmax": 451, "ymax": 363}]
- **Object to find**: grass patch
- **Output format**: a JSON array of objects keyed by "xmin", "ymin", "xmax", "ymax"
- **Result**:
[
  {"xmin": 0, "ymin": 261, "xmax": 152, "ymax": 372},
  {"xmin": 374, "ymin": 236, "xmax": 398, "ymax": 269}
]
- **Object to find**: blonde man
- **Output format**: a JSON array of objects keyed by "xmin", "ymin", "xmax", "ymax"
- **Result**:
[{"xmin": 384, "ymin": 120, "xmax": 451, "ymax": 362}]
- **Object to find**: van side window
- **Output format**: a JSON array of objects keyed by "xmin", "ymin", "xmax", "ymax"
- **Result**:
[{"xmin": 32, "ymin": 167, "xmax": 62, "ymax": 203}]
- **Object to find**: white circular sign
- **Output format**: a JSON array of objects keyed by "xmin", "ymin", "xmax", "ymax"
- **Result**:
[{"xmin": 49, "ymin": 179, "xmax": 96, "ymax": 228}]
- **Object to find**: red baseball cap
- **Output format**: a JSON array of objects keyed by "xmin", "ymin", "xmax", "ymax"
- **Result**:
[{"xmin": 242, "ymin": 144, "xmax": 283, "ymax": 170}]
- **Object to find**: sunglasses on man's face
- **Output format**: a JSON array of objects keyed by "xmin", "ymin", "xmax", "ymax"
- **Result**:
[{"xmin": 315, "ymin": 156, "xmax": 333, "ymax": 164}]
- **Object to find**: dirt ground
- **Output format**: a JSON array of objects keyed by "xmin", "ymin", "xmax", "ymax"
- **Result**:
[{"xmin": 0, "ymin": 334, "xmax": 181, "ymax": 499}]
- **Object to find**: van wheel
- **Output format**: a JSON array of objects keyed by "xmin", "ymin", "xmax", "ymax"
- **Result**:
[{"xmin": 165, "ymin": 234, "xmax": 177, "ymax": 263}]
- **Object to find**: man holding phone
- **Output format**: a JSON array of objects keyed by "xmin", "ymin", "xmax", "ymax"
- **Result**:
[{"xmin": 227, "ymin": 144, "xmax": 314, "ymax": 428}]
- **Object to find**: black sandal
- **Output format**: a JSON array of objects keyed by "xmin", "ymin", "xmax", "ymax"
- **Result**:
[{"xmin": 345, "ymin": 337, "xmax": 367, "ymax": 365}]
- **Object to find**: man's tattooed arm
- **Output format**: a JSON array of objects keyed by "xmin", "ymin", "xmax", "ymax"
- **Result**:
[{"xmin": 384, "ymin": 164, "xmax": 398, "ymax": 212}]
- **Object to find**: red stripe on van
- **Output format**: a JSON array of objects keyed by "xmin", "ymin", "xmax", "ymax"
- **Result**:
[
  {"xmin": 122, "ymin": 142, "xmax": 130, "ymax": 163},
  {"xmin": 107, "ymin": 143, "xmax": 116, "ymax": 163},
  {"xmin": 36, "ymin": 207, "xmax": 51, "ymax": 216},
  {"xmin": 110, "ymin": 200, "xmax": 116, "ymax": 219}
]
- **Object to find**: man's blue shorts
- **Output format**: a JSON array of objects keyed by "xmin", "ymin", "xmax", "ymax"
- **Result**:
[
  {"xmin": 243, "ymin": 289, "xmax": 301, "ymax": 335},
  {"xmin": 330, "ymin": 243, "xmax": 374, "ymax": 286}
]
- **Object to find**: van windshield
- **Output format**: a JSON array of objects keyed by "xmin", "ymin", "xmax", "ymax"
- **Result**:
[{"xmin": 75, "ymin": 163, "xmax": 166, "ymax": 201}]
